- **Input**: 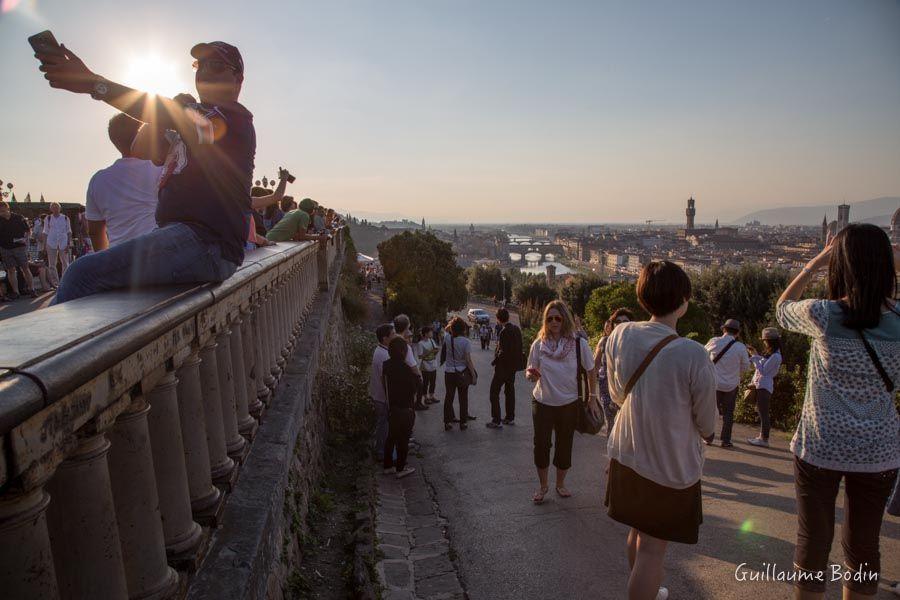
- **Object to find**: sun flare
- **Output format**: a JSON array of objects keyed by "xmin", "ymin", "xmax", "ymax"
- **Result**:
[{"xmin": 123, "ymin": 54, "xmax": 188, "ymax": 97}]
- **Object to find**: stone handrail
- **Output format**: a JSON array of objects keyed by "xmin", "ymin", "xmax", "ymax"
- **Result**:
[{"xmin": 0, "ymin": 228, "xmax": 345, "ymax": 600}]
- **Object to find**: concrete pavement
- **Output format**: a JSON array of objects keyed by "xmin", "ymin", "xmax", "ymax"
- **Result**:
[{"xmin": 410, "ymin": 316, "xmax": 900, "ymax": 599}]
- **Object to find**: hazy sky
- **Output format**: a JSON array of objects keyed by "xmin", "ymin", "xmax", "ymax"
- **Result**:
[{"xmin": 1, "ymin": 0, "xmax": 899, "ymax": 223}]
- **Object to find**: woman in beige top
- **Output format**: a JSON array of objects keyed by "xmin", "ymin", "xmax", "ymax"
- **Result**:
[{"xmin": 604, "ymin": 261, "xmax": 717, "ymax": 600}]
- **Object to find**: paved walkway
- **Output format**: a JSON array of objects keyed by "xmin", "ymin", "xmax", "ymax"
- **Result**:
[{"xmin": 400, "ymin": 307, "xmax": 900, "ymax": 599}]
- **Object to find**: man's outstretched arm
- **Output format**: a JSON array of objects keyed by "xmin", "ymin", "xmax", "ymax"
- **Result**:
[{"xmin": 36, "ymin": 44, "xmax": 201, "ymax": 143}]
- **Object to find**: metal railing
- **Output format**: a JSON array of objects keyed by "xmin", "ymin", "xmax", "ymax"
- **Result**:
[{"xmin": 0, "ymin": 228, "xmax": 344, "ymax": 600}]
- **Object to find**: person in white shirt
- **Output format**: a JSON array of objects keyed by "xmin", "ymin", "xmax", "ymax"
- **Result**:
[
  {"xmin": 42, "ymin": 202, "xmax": 72, "ymax": 286},
  {"xmin": 745, "ymin": 328, "xmax": 783, "ymax": 448},
  {"xmin": 86, "ymin": 113, "xmax": 166, "ymax": 251},
  {"xmin": 704, "ymin": 318, "xmax": 750, "ymax": 448},
  {"xmin": 605, "ymin": 261, "xmax": 717, "ymax": 600},
  {"xmin": 370, "ymin": 323, "xmax": 420, "ymax": 460},
  {"xmin": 525, "ymin": 300, "xmax": 597, "ymax": 504}
]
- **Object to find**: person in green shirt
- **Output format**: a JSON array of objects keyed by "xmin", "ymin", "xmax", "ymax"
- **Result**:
[{"xmin": 265, "ymin": 208, "xmax": 328, "ymax": 242}]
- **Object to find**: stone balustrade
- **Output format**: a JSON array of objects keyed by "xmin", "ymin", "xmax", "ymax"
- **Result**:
[{"xmin": 0, "ymin": 228, "xmax": 345, "ymax": 600}]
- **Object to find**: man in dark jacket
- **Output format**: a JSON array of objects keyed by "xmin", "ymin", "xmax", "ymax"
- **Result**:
[{"xmin": 487, "ymin": 308, "xmax": 523, "ymax": 428}]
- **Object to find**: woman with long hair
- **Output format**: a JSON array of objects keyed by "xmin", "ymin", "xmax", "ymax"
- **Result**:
[
  {"xmin": 604, "ymin": 261, "xmax": 717, "ymax": 600},
  {"xmin": 443, "ymin": 316, "xmax": 478, "ymax": 431},
  {"xmin": 525, "ymin": 300, "xmax": 597, "ymax": 504},
  {"xmin": 745, "ymin": 328, "xmax": 783, "ymax": 448},
  {"xmin": 594, "ymin": 308, "xmax": 635, "ymax": 435},
  {"xmin": 776, "ymin": 224, "xmax": 899, "ymax": 599}
]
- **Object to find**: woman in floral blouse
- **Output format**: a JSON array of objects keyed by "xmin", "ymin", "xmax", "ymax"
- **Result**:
[{"xmin": 776, "ymin": 223, "xmax": 899, "ymax": 599}]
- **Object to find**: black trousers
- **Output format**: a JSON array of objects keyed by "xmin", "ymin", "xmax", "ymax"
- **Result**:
[
  {"xmin": 532, "ymin": 399, "xmax": 579, "ymax": 470},
  {"xmin": 422, "ymin": 370, "xmax": 436, "ymax": 395},
  {"xmin": 793, "ymin": 457, "xmax": 897, "ymax": 594},
  {"xmin": 716, "ymin": 388, "xmax": 737, "ymax": 443},
  {"xmin": 489, "ymin": 367, "xmax": 516, "ymax": 422},
  {"xmin": 384, "ymin": 409, "xmax": 415, "ymax": 470},
  {"xmin": 754, "ymin": 388, "xmax": 771, "ymax": 439},
  {"xmin": 443, "ymin": 371, "xmax": 469, "ymax": 424}
]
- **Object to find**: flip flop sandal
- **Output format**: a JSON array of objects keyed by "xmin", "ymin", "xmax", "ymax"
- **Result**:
[
  {"xmin": 533, "ymin": 487, "xmax": 550, "ymax": 504},
  {"xmin": 556, "ymin": 487, "xmax": 573, "ymax": 498}
]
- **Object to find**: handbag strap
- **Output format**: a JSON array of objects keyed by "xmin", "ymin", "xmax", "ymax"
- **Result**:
[
  {"xmin": 623, "ymin": 335, "xmax": 679, "ymax": 398},
  {"xmin": 712, "ymin": 338, "xmax": 737, "ymax": 364},
  {"xmin": 856, "ymin": 330, "xmax": 894, "ymax": 393}
]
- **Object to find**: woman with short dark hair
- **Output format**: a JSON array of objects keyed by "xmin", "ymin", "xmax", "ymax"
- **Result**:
[
  {"xmin": 443, "ymin": 316, "xmax": 477, "ymax": 431},
  {"xmin": 604, "ymin": 261, "xmax": 717, "ymax": 600},
  {"xmin": 776, "ymin": 224, "xmax": 899, "ymax": 599}
]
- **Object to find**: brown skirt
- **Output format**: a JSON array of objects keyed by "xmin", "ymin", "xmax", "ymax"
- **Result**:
[{"xmin": 605, "ymin": 459, "xmax": 703, "ymax": 544}]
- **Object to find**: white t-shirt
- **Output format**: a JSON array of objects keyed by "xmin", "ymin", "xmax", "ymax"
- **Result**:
[
  {"xmin": 43, "ymin": 213, "xmax": 71, "ymax": 250},
  {"xmin": 85, "ymin": 158, "xmax": 164, "ymax": 247},
  {"xmin": 417, "ymin": 338, "xmax": 439, "ymax": 372},
  {"xmin": 369, "ymin": 343, "xmax": 417, "ymax": 404},
  {"xmin": 526, "ymin": 336, "xmax": 593, "ymax": 406},
  {"xmin": 443, "ymin": 333, "xmax": 472, "ymax": 373}
]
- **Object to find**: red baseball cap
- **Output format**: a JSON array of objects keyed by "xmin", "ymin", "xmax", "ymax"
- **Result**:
[{"xmin": 190, "ymin": 41, "xmax": 244, "ymax": 74}]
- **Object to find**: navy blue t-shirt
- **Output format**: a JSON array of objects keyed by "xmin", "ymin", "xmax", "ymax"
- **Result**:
[{"xmin": 156, "ymin": 102, "xmax": 256, "ymax": 265}]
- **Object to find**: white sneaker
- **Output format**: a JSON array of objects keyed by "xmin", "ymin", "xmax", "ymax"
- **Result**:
[
  {"xmin": 655, "ymin": 587, "xmax": 669, "ymax": 600},
  {"xmin": 396, "ymin": 466, "xmax": 416, "ymax": 479},
  {"xmin": 747, "ymin": 437, "xmax": 769, "ymax": 448},
  {"xmin": 383, "ymin": 467, "xmax": 395, "ymax": 475}
]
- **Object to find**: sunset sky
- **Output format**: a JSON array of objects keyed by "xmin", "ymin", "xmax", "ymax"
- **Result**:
[{"xmin": 1, "ymin": 0, "xmax": 899, "ymax": 223}]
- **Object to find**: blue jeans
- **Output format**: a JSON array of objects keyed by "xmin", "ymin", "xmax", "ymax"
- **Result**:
[{"xmin": 52, "ymin": 223, "xmax": 238, "ymax": 305}]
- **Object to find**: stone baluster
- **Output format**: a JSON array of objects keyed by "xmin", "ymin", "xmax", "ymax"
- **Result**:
[
  {"xmin": 198, "ymin": 340, "xmax": 236, "ymax": 484},
  {"xmin": 277, "ymin": 279, "xmax": 292, "ymax": 361},
  {"xmin": 317, "ymin": 239, "xmax": 328, "ymax": 290},
  {"xmin": 259, "ymin": 289, "xmax": 277, "ymax": 392},
  {"xmin": 0, "ymin": 486, "xmax": 58, "ymax": 600},
  {"xmin": 230, "ymin": 311, "xmax": 257, "ymax": 437},
  {"xmin": 243, "ymin": 297, "xmax": 267, "ymax": 417},
  {"xmin": 175, "ymin": 353, "xmax": 221, "ymax": 517},
  {"xmin": 107, "ymin": 397, "xmax": 179, "ymax": 599},
  {"xmin": 46, "ymin": 433, "xmax": 129, "ymax": 600},
  {"xmin": 145, "ymin": 370, "xmax": 203, "ymax": 558},
  {"xmin": 215, "ymin": 327, "xmax": 247, "ymax": 461},
  {"xmin": 268, "ymin": 282, "xmax": 285, "ymax": 380}
]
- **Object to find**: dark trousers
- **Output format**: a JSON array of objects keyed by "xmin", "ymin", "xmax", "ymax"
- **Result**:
[
  {"xmin": 754, "ymin": 388, "xmax": 771, "ymax": 439},
  {"xmin": 532, "ymin": 399, "xmax": 579, "ymax": 470},
  {"xmin": 480, "ymin": 336, "xmax": 490, "ymax": 350},
  {"xmin": 384, "ymin": 409, "xmax": 415, "ymax": 470},
  {"xmin": 489, "ymin": 367, "xmax": 516, "ymax": 422},
  {"xmin": 716, "ymin": 388, "xmax": 738, "ymax": 443},
  {"xmin": 443, "ymin": 371, "xmax": 469, "ymax": 424},
  {"xmin": 421, "ymin": 370, "xmax": 436, "ymax": 397},
  {"xmin": 793, "ymin": 457, "xmax": 898, "ymax": 594}
]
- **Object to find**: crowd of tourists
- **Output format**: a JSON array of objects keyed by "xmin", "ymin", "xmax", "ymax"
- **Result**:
[
  {"xmin": 369, "ymin": 224, "xmax": 900, "ymax": 599},
  {"xmin": 10, "ymin": 37, "xmax": 343, "ymax": 309}
]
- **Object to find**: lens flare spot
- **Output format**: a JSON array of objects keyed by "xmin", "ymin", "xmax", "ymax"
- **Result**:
[
  {"xmin": 123, "ymin": 53, "xmax": 187, "ymax": 97},
  {"xmin": 1, "ymin": 0, "xmax": 23, "ymax": 13},
  {"xmin": 740, "ymin": 519, "xmax": 755, "ymax": 534}
]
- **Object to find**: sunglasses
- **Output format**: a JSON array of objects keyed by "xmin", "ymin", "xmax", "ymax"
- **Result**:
[
  {"xmin": 192, "ymin": 59, "xmax": 237, "ymax": 74},
  {"xmin": 545, "ymin": 315, "xmax": 563, "ymax": 323},
  {"xmin": 615, "ymin": 318, "xmax": 630, "ymax": 324}
]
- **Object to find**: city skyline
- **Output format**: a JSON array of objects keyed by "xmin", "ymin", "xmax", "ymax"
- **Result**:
[{"xmin": 2, "ymin": 1, "xmax": 900, "ymax": 222}]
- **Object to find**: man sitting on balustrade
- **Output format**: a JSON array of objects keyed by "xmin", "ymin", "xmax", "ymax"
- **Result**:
[
  {"xmin": 34, "ymin": 39, "xmax": 256, "ymax": 304},
  {"xmin": 265, "ymin": 197, "xmax": 330, "ymax": 244}
]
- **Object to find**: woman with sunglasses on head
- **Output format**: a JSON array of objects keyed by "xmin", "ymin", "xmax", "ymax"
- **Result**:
[
  {"xmin": 525, "ymin": 300, "xmax": 597, "ymax": 504},
  {"xmin": 443, "ymin": 316, "xmax": 478, "ymax": 431},
  {"xmin": 604, "ymin": 261, "xmax": 717, "ymax": 600},
  {"xmin": 594, "ymin": 308, "xmax": 635, "ymax": 435},
  {"xmin": 745, "ymin": 327, "xmax": 783, "ymax": 448},
  {"xmin": 776, "ymin": 224, "xmax": 899, "ymax": 600}
]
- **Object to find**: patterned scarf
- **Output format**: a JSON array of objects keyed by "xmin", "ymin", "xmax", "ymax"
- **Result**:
[{"xmin": 539, "ymin": 336, "xmax": 575, "ymax": 361}]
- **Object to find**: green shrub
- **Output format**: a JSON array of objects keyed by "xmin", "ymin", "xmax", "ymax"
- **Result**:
[{"xmin": 322, "ymin": 326, "xmax": 376, "ymax": 440}]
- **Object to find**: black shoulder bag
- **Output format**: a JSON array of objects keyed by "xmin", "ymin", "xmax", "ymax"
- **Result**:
[
  {"xmin": 713, "ymin": 339, "xmax": 737, "ymax": 364},
  {"xmin": 575, "ymin": 339, "xmax": 605, "ymax": 435},
  {"xmin": 450, "ymin": 335, "xmax": 475, "ymax": 387}
]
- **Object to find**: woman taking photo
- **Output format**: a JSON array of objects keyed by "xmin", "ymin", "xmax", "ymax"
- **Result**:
[
  {"xmin": 746, "ymin": 327, "xmax": 782, "ymax": 448},
  {"xmin": 594, "ymin": 308, "xmax": 634, "ymax": 435},
  {"xmin": 604, "ymin": 261, "xmax": 717, "ymax": 600},
  {"xmin": 443, "ymin": 316, "xmax": 477, "ymax": 431},
  {"xmin": 525, "ymin": 300, "xmax": 597, "ymax": 504},
  {"xmin": 776, "ymin": 224, "xmax": 899, "ymax": 600}
]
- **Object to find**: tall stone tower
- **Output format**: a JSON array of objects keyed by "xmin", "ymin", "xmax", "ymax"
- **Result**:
[
  {"xmin": 837, "ymin": 204, "xmax": 850, "ymax": 232},
  {"xmin": 686, "ymin": 196, "xmax": 696, "ymax": 231},
  {"xmin": 822, "ymin": 214, "xmax": 828, "ymax": 243}
]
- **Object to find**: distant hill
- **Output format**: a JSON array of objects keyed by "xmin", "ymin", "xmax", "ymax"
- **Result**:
[{"xmin": 731, "ymin": 196, "xmax": 900, "ymax": 226}]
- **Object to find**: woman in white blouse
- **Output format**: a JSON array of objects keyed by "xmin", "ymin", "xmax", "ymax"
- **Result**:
[
  {"xmin": 42, "ymin": 202, "xmax": 72, "ymax": 286},
  {"xmin": 525, "ymin": 300, "xmax": 596, "ymax": 504},
  {"xmin": 746, "ymin": 327, "xmax": 782, "ymax": 448}
]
